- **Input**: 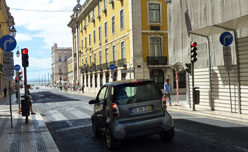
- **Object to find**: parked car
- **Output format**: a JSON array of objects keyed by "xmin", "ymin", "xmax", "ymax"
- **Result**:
[{"xmin": 89, "ymin": 79, "xmax": 174, "ymax": 149}]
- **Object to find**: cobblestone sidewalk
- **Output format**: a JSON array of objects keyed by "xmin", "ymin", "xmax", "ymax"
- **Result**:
[{"xmin": 0, "ymin": 104, "xmax": 59, "ymax": 152}]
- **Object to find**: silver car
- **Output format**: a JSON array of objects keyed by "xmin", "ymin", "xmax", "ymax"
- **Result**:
[{"xmin": 89, "ymin": 80, "xmax": 174, "ymax": 149}]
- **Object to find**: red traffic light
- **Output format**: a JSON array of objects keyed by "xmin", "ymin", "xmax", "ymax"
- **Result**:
[
  {"xmin": 22, "ymin": 48, "xmax": 28, "ymax": 55},
  {"xmin": 191, "ymin": 42, "xmax": 197, "ymax": 47}
]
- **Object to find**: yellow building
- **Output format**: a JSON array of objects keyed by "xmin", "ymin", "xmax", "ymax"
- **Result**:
[
  {"xmin": 68, "ymin": 0, "xmax": 172, "ymax": 93},
  {"xmin": 0, "ymin": 0, "xmax": 15, "ymax": 97}
]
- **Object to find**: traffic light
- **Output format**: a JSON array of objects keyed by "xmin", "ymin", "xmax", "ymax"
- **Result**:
[
  {"xmin": 185, "ymin": 63, "xmax": 192, "ymax": 75},
  {"xmin": 21, "ymin": 48, "xmax": 29, "ymax": 67},
  {"xmin": 191, "ymin": 42, "xmax": 197, "ymax": 63}
]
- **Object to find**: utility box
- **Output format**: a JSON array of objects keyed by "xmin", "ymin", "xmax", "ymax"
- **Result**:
[
  {"xmin": 21, "ymin": 99, "xmax": 30, "ymax": 116},
  {"xmin": 193, "ymin": 87, "xmax": 200, "ymax": 104}
]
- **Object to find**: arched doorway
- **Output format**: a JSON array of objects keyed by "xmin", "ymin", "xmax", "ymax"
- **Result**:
[{"xmin": 150, "ymin": 69, "xmax": 164, "ymax": 89}]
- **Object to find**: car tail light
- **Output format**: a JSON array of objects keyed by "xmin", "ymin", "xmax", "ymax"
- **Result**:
[
  {"xmin": 162, "ymin": 95, "xmax": 167, "ymax": 110},
  {"xmin": 111, "ymin": 103, "xmax": 119, "ymax": 118}
]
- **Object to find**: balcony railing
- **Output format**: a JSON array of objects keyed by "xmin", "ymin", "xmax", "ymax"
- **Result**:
[
  {"xmin": 90, "ymin": 64, "xmax": 96, "ymax": 72},
  {"xmin": 102, "ymin": 63, "xmax": 109, "ymax": 70},
  {"xmin": 147, "ymin": 56, "xmax": 167, "ymax": 65},
  {"xmin": 117, "ymin": 58, "xmax": 126, "ymax": 67},
  {"xmin": 96, "ymin": 64, "xmax": 103, "ymax": 71}
]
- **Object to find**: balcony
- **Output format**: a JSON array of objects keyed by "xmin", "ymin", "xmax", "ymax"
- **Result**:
[
  {"xmin": 117, "ymin": 58, "xmax": 126, "ymax": 67},
  {"xmin": 90, "ymin": 64, "xmax": 96, "ymax": 72},
  {"xmin": 147, "ymin": 56, "xmax": 167, "ymax": 65},
  {"xmin": 96, "ymin": 64, "xmax": 103, "ymax": 71},
  {"xmin": 102, "ymin": 63, "xmax": 109, "ymax": 70}
]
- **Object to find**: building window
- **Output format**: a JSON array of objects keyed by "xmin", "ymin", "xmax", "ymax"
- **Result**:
[
  {"xmin": 100, "ymin": 73, "xmax": 103, "ymax": 87},
  {"xmin": 149, "ymin": 3, "xmax": 161, "ymax": 23},
  {"xmin": 86, "ymin": 75, "xmax": 88, "ymax": 87},
  {"xmin": 85, "ymin": 37, "xmax": 87, "ymax": 48},
  {"xmin": 81, "ymin": 20, "xmax": 83, "ymax": 31},
  {"xmin": 112, "ymin": 16, "xmax": 115, "ymax": 34},
  {"xmin": 106, "ymin": 72, "xmax": 109, "ymax": 83},
  {"xmin": 150, "ymin": 37, "xmax": 162, "ymax": 56},
  {"xmin": 89, "ymin": 33, "xmax": 91, "ymax": 47},
  {"xmin": 99, "ymin": 51, "xmax": 102, "ymax": 64},
  {"xmin": 94, "ymin": 53, "xmax": 96, "ymax": 64},
  {"xmin": 95, "ymin": 74, "xmax": 98, "ymax": 88},
  {"xmin": 104, "ymin": 0, "xmax": 107, "ymax": 8},
  {"xmin": 59, "ymin": 56, "xmax": 62, "ymax": 62},
  {"xmin": 92, "ymin": 8, "xmax": 95, "ymax": 19},
  {"xmin": 88, "ymin": 13, "xmax": 91, "ymax": 23},
  {"xmin": 81, "ymin": 39, "xmax": 84, "ymax": 49},
  {"xmin": 82, "ymin": 58, "xmax": 84, "ymax": 65},
  {"xmin": 112, "ymin": 45, "xmax": 116, "ymax": 61},
  {"xmin": 64, "ymin": 56, "xmax": 68, "ymax": 62},
  {"xmin": 84, "ymin": 16, "xmax": 86, "ymax": 26},
  {"xmin": 93, "ymin": 30, "xmax": 96, "ymax": 44},
  {"xmin": 105, "ymin": 48, "xmax": 108, "ymax": 63},
  {"xmin": 104, "ymin": 22, "xmax": 108, "ymax": 39},
  {"xmin": 90, "ymin": 55, "xmax": 92, "ymax": 65},
  {"xmin": 99, "ymin": 26, "xmax": 102, "ymax": 42},
  {"xmin": 121, "ymin": 73, "xmax": 126, "ymax": 80},
  {"xmin": 90, "ymin": 75, "xmax": 93, "ymax": 87},
  {"xmin": 120, "ymin": 9, "xmax": 124, "ymax": 29},
  {"xmin": 121, "ymin": 41, "xmax": 126, "ymax": 59},
  {"xmin": 86, "ymin": 56, "xmax": 88, "ymax": 64},
  {"xmin": 98, "ymin": 2, "xmax": 101, "ymax": 15}
]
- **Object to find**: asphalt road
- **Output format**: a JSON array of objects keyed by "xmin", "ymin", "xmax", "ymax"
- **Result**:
[{"xmin": 31, "ymin": 88, "xmax": 248, "ymax": 152}]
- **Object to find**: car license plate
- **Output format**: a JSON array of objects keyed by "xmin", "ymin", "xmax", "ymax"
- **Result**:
[{"xmin": 130, "ymin": 106, "xmax": 152, "ymax": 114}]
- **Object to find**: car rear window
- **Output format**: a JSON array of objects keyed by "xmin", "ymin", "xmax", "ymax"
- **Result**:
[{"xmin": 114, "ymin": 81, "xmax": 162, "ymax": 105}]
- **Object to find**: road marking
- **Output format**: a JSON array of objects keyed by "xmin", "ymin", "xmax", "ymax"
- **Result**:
[
  {"xmin": 55, "ymin": 124, "xmax": 92, "ymax": 132},
  {"xmin": 67, "ymin": 107, "xmax": 91, "ymax": 119},
  {"xmin": 51, "ymin": 110, "xmax": 67, "ymax": 121}
]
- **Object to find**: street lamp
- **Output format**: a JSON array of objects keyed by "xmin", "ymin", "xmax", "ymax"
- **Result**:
[
  {"xmin": 10, "ymin": 26, "xmax": 17, "ymax": 37},
  {"xmin": 16, "ymin": 47, "xmax": 20, "ymax": 57}
]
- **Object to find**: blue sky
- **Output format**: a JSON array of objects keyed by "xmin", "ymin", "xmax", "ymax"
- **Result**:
[{"xmin": 6, "ymin": 0, "xmax": 83, "ymax": 81}]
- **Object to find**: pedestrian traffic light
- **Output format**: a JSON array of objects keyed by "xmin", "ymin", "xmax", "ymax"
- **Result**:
[
  {"xmin": 21, "ymin": 48, "xmax": 29, "ymax": 67},
  {"xmin": 191, "ymin": 42, "xmax": 197, "ymax": 63},
  {"xmin": 185, "ymin": 63, "xmax": 192, "ymax": 75}
]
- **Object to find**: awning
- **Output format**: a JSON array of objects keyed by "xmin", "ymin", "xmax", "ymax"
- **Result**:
[{"xmin": 190, "ymin": 14, "xmax": 248, "ymax": 36}]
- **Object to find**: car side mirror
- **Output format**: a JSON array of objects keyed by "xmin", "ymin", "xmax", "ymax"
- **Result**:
[{"xmin": 89, "ymin": 99, "xmax": 97, "ymax": 104}]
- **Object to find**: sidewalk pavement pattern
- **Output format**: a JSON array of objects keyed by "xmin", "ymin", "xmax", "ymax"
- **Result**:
[
  {"xmin": 0, "ymin": 98, "xmax": 59, "ymax": 152},
  {"xmin": 64, "ymin": 90, "xmax": 248, "ymax": 125}
]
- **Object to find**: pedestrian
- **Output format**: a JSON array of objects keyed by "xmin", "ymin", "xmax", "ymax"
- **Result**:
[
  {"xmin": 3, "ymin": 87, "xmax": 7, "ymax": 98},
  {"xmin": 164, "ymin": 79, "xmax": 172, "ymax": 106},
  {"xmin": 82, "ymin": 84, "xmax": 84, "ymax": 93},
  {"xmin": 27, "ymin": 85, "xmax": 36, "ymax": 114}
]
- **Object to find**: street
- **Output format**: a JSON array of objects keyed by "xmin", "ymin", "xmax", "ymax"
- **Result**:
[{"xmin": 30, "ymin": 87, "xmax": 248, "ymax": 152}]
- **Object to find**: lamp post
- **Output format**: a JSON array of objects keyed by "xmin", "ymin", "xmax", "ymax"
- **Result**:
[
  {"xmin": 10, "ymin": 26, "xmax": 17, "ymax": 37},
  {"xmin": 15, "ymin": 47, "xmax": 21, "ymax": 113}
]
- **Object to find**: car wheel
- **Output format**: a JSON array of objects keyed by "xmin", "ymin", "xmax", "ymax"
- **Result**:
[
  {"xmin": 105, "ymin": 127, "xmax": 120, "ymax": 150},
  {"xmin": 160, "ymin": 127, "xmax": 174, "ymax": 141},
  {"xmin": 92, "ymin": 119, "xmax": 100, "ymax": 138}
]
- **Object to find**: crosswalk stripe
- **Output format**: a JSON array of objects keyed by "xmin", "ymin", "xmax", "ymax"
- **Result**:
[
  {"xmin": 50, "ymin": 110, "xmax": 68, "ymax": 121},
  {"xmin": 67, "ymin": 107, "xmax": 91, "ymax": 119}
]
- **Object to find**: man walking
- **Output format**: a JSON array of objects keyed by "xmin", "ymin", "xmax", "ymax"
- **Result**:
[
  {"xmin": 164, "ymin": 79, "xmax": 172, "ymax": 106},
  {"xmin": 3, "ymin": 87, "xmax": 7, "ymax": 98}
]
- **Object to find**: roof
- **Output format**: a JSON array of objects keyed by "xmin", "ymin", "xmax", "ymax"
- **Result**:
[{"xmin": 105, "ymin": 79, "xmax": 154, "ymax": 86}]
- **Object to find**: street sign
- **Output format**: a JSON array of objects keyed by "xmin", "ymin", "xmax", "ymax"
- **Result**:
[
  {"xmin": 14, "ymin": 65, "xmax": 21, "ymax": 71},
  {"xmin": 3, "ymin": 52, "xmax": 14, "ymax": 77},
  {"xmin": 223, "ymin": 46, "xmax": 232, "ymax": 71},
  {"xmin": 109, "ymin": 64, "xmax": 115, "ymax": 70},
  {"xmin": 0, "ymin": 35, "xmax": 17, "ymax": 52},
  {"xmin": 220, "ymin": 32, "xmax": 233, "ymax": 46}
]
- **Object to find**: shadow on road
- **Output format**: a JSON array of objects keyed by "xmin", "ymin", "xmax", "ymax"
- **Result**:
[
  {"xmin": 45, "ymin": 118, "xmax": 248, "ymax": 152},
  {"xmin": 31, "ymin": 91, "xmax": 81, "ymax": 103}
]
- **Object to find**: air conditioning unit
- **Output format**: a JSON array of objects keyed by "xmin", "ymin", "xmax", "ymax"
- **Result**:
[
  {"xmin": 102, "ymin": 7, "xmax": 107, "ymax": 13},
  {"xmin": 109, "ymin": 0, "xmax": 114, "ymax": 4}
]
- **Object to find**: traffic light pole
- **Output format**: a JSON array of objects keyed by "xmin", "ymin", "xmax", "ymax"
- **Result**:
[
  {"xmin": 24, "ymin": 66, "xmax": 28, "ymax": 124},
  {"xmin": 192, "ymin": 62, "xmax": 195, "ymax": 111}
]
